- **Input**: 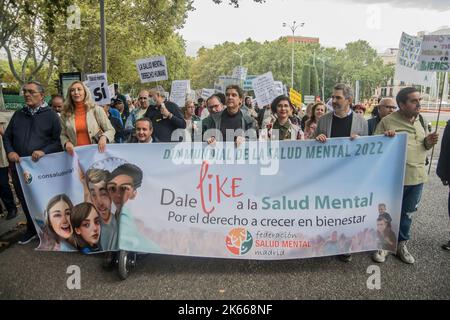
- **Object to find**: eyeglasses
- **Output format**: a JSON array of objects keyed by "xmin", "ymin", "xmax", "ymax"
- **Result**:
[
  {"xmin": 106, "ymin": 183, "xmax": 134, "ymax": 193},
  {"xmin": 22, "ymin": 89, "xmax": 40, "ymax": 95}
]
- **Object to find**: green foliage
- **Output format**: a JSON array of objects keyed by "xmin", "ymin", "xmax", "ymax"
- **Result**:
[
  {"xmin": 300, "ymin": 65, "xmax": 311, "ymax": 96},
  {"xmin": 310, "ymin": 64, "xmax": 319, "ymax": 97},
  {"xmin": 0, "ymin": 0, "xmax": 194, "ymax": 94}
]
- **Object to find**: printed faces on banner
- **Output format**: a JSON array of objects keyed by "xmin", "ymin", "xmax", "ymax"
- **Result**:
[
  {"xmin": 136, "ymin": 56, "xmax": 169, "ymax": 83},
  {"xmin": 85, "ymin": 73, "xmax": 111, "ymax": 106},
  {"xmin": 418, "ymin": 35, "xmax": 450, "ymax": 72}
]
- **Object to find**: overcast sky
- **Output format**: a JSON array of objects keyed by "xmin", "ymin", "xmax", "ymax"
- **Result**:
[{"xmin": 179, "ymin": 0, "xmax": 450, "ymax": 56}]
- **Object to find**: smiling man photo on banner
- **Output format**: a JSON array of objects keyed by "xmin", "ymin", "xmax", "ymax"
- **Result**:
[
  {"xmin": 106, "ymin": 163, "xmax": 160, "ymax": 253},
  {"xmin": 84, "ymin": 168, "xmax": 118, "ymax": 252},
  {"xmin": 3, "ymin": 81, "xmax": 63, "ymax": 245}
]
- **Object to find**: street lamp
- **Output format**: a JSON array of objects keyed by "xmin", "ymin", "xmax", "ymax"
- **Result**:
[
  {"xmin": 283, "ymin": 21, "xmax": 305, "ymax": 90},
  {"xmin": 233, "ymin": 51, "xmax": 246, "ymax": 88},
  {"xmin": 317, "ymin": 57, "xmax": 329, "ymax": 101},
  {"xmin": 100, "ymin": 0, "xmax": 107, "ymax": 73},
  {"xmin": 233, "ymin": 51, "xmax": 246, "ymax": 67}
]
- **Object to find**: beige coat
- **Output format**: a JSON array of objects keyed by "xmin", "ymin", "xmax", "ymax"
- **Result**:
[
  {"xmin": 0, "ymin": 113, "xmax": 10, "ymax": 167},
  {"xmin": 60, "ymin": 105, "xmax": 115, "ymax": 148}
]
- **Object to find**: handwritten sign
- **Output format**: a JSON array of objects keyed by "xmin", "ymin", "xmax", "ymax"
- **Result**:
[{"xmin": 136, "ymin": 56, "xmax": 169, "ymax": 83}]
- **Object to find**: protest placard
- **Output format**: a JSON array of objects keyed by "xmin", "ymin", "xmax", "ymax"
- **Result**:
[
  {"xmin": 394, "ymin": 32, "xmax": 435, "ymax": 86},
  {"xmin": 136, "ymin": 56, "xmax": 169, "ymax": 83},
  {"xmin": 170, "ymin": 80, "xmax": 190, "ymax": 107},
  {"xmin": 85, "ymin": 73, "xmax": 111, "ymax": 106},
  {"xmin": 201, "ymin": 89, "xmax": 216, "ymax": 100},
  {"xmin": 418, "ymin": 34, "xmax": 450, "ymax": 72},
  {"xmin": 252, "ymin": 72, "xmax": 277, "ymax": 107},
  {"xmin": 289, "ymin": 88, "xmax": 302, "ymax": 107}
]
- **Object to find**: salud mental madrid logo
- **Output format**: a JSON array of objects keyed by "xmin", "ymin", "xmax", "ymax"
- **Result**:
[{"xmin": 226, "ymin": 228, "xmax": 253, "ymax": 255}]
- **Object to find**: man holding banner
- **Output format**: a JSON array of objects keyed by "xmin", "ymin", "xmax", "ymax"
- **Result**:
[
  {"xmin": 203, "ymin": 85, "xmax": 257, "ymax": 144},
  {"xmin": 3, "ymin": 81, "xmax": 63, "ymax": 244},
  {"xmin": 374, "ymin": 87, "xmax": 439, "ymax": 264},
  {"xmin": 313, "ymin": 83, "xmax": 368, "ymax": 262}
]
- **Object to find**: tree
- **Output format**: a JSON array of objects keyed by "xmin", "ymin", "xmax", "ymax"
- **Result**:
[
  {"xmin": 301, "ymin": 65, "xmax": 311, "ymax": 96},
  {"xmin": 211, "ymin": 0, "xmax": 266, "ymax": 7},
  {"xmin": 310, "ymin": 64, "xmax": 320, "ymax": 97},
  {"xmin": 0, "ymin": 0, "xmax": 70, "ymax": 85},
  {"xmin": 0, "ymin": 0, "xmax": 194, "ymax": 94}
]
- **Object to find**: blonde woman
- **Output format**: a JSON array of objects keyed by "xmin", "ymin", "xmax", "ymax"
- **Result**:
[{"xmin": 60, "ymin": 81, "xmax": 115, "ymax": 155}]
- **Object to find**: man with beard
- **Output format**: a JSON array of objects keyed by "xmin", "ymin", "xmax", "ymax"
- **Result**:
[
  {"xmin": 313, "ymin": 83, "xmax": 368, "ymax": 263},
  {"xmin": 374, "ymin": 87, "xmax": 439, "ymax": 264},
  {"xmin": 85, "ymin": 168, "xmax": 117, "ymax": 251}
]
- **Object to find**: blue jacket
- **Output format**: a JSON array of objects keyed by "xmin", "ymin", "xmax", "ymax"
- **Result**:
[{"xmin": 3, "ymin": 105, "xmax": 62, "ymax": 157}]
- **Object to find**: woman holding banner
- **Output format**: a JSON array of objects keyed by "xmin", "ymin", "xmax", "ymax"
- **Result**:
[
  {"xmin": 60, "ymin": 81, "xmax": 115, "ymax": 155},
  {"xmin": 260, "ymin": 95, "xmax": 304, "ymax": 141}
]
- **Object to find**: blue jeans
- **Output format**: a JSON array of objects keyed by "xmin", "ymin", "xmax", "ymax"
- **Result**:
[{"xmin": 399, "ymin": 184, "xmax": 424, "ymax": 242}]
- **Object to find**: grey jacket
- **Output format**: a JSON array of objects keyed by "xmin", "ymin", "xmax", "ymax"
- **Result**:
[
  {"xmin": 312, "ymin": 111, "xmax": 368, "ymax": 138},
  {"xmin": 202, "ymin": 109, "xmax": 257, "ymax": 140}
]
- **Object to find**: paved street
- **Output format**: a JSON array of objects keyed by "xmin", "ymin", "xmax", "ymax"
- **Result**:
[{"xmin": 1, "ymin": 136, "xmax": 449, "ymax": 300}]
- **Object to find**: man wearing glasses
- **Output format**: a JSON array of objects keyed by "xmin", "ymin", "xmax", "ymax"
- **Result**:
[
  {"xmin": 125, "ymin": 90, "xmax": 150, "ymax": 132},
  {"xmin": 368, "ymin": 97, "xmax": 397, "ymax": 135},
  {"xmin": 3, "ymin": 81, "xmax": 63, "ymax": 244}
]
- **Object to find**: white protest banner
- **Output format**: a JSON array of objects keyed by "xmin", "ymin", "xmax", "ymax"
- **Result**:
[
  {"xmin": 304, "ymin": 95, "xmax": 315, "ymax": 104},
  {"xmin": 170, "ymin": 80, "xmax": 190, "ymax": 107},
  {"xmin": 394, "ymin": 32, "xmax": 435, "ymax": 86},
  {"xmin": 19, "ymin": 135, "xmax": 407, "ymax": 259},
  {"xmin": 274, "ymin": 81, "xmax": 284, "ymax": 96},
  {"xmin": 252, "ymin": 72, "xmax": 277, "ymax": 107},
  {"xmin": 87, "ymin": 73, "xmax": 107, "ymax": 82},
  {"xmin": 85, "ymin": 73, "xmax": 111, "ymax": 106},
  {"xmin": 232, "ymin": 66, "xmax": 248, "ymax": 81},
  {"xmin": 109, "ymin": 84, "xmax": 115, "ymax": 98},
  {"xmin": 201, "ymin": 89, "xmax": 216, "ymax": 100},
  {"xmin": 136, "ymin": 56, "xmax": 168, "ymax": 83},
  {"xmin": 418, "ymin": 34, "xmax": 450, "ymax": 72}
]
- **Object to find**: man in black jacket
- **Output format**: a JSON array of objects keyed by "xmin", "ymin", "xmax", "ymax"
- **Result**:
[
  {"xmin": 3, "ymin": 81, "xmax": 62, "ymax": 244},
  {"xmin": 437, "ymin": 120, "xmax": 450, "ymax": 250},
  {"xmin": 144, "ymin": 88, "xmax": 186, "ymax": 142}
]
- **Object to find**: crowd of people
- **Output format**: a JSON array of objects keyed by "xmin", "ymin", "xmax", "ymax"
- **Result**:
[{"xmin": 0, "ymin": 79, "xmax": 449, "ymax": 265}]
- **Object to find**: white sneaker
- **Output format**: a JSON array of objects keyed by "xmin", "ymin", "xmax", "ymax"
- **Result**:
[
  {"xmin": 372, "ymin": 250, "xmax": 389, "ymax": 263},
  {"xmin": 396, "ymin": 241, "xmax": 415, "ymax": 264}
]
